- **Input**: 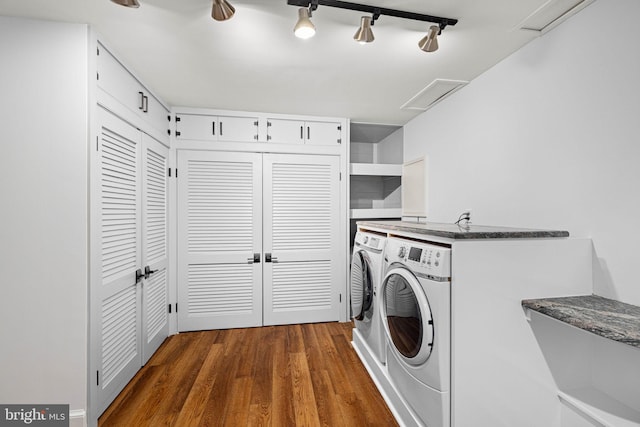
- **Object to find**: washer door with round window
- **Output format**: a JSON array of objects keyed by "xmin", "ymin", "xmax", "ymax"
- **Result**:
[
  {"xmin": 380, "ymin": 266, "xmax": 434, "ymax": 365},
  {"xmin": 350, "ymin": 250, "xmax": 374, "ymax": 323}
]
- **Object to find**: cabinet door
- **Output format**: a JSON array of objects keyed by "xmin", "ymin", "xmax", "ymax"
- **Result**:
[
  {"xmin": 177, "ymin": 151, "xmax": 263, "ymax": 331},
  {"xmin": 176, "ymin": 114, "xmax": 259, "ymax": 142},
  {"xmin": 141, "ymin": 134, "xmax": 169, "ymax": 364},
  {"xmin": 262, "ymin": 154, "xmax": 341, "ymax": 325},
  {"xmin": 306, "ymin": 121, "xmax": 342, "ymax": 145},
  {"xmin": 175, "ymin": 114, "xmax": 217, "ymax": 141},
  {"xmin": 96, "ymin": 108, "xmax": 142, "ymax": 414},
  {"xmin": 266, "ymin": 118, "xmax": 305, "ymax": 144},
  {"xmin": 218, "ymin": 116, "xmax": 259, "ymax": 142},
  {"xmin": 97, "ymin": 43, "xmax": 143, "ymax": 118},
  {"xmin": 97, "ymin": 43, "xmax": 169, "ymax": 138},
  {"xmin": 144, "ymin": 94, "xmax": 170, "ymax": 140}
]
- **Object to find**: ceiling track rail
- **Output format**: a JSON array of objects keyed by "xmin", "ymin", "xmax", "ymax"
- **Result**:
[{"xmin": 286, "ymin": 0, "xmax": 458, "ymax": 30}]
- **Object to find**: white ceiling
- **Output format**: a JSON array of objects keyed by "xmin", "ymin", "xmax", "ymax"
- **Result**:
[{"xmin": 1, "ymin": 0, "xmax": 566, "ymax": 125}]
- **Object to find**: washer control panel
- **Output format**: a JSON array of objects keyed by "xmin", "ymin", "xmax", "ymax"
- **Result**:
[{"xmin": 386, "ymin": 237, "xmax": 451, "ymax": 279}]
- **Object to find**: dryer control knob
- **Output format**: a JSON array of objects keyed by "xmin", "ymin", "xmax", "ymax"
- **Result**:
[{"xmin": 398, "ymin": 246, "xmax": 407, "ymax": 258}]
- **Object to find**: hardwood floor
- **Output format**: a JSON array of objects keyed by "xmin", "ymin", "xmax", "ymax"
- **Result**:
[{"xmin": 99, "ymin": 322, "xmax": 398, "ymax": 426}]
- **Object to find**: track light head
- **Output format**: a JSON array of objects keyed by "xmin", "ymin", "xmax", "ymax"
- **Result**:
[
  {"xmin": 212, "ymin": 0, "xmax": 235, "ymax": 21},
  {"xmin": 294, "ymin": 7, "xmax": 316, "ymax": 39},
  {"xmin": 110, "ymin": 0, "xmax": 140, "ymax": 8},
  {"xmin": 353, "ymin": 16, "xmax": 375, "ymax": 44},
  {"xmin": 418, "ymin": 25, "xmax": 440, "ymax": 53}
]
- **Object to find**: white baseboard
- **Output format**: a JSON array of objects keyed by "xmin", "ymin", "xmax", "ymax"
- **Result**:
[{"xmin": 70, "ymin": 409, "xmax": 86, "ymax": 427}]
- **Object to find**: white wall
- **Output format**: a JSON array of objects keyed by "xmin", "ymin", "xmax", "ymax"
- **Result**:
[
  {"xmin": 0, "ymin": 16, "xmax": 88, "ymax": 415},
  {"xmin": 376, "ymin": 127, "xmax": 404, "ymax": 165},
  {"xmin": 404, "ymin": 0, "xmax": 640, "ymax": 307}
]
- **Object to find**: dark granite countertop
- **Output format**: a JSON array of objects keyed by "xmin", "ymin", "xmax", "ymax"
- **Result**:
[
  {"xmin": 522, "ymin": 295, "xmax": 640, "ymax": 348},
  {"xmin": 358, "ymin": 221, "xmax": 569, "ymax": 240}
]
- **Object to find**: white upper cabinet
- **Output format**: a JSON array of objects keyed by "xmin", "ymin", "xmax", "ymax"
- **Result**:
[
  {"xmin": 267, "ymin": 118, "xmax": 342, "ymax": 145},
  {"xmin": 96, "ymin": 42, "xmax": 170, "ymax": 140},
  {"xmin": 175, "ymin": 113, "xmax": 259, "ymax": 142}
]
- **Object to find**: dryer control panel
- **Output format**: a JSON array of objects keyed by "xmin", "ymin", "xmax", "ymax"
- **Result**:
[
  {"xmin": 354, "ymin": 231, "xmax": 386, "ymax": 252},
  {"xmin": 385, "ymin": 237, "xmax": 451, "ymax": 279}
]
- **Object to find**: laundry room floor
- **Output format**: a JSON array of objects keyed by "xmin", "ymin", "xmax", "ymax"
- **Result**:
[{"xmin": 99, "ymin": 322, "xmax": 398, "ymax": 426}]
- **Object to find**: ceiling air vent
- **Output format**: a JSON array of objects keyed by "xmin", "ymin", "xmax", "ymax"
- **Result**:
[
  {"xmin": 516, "ymin": 0, "xmax": 594, "ymax": 34},
  {"xmin": 401, "ymin": 79, "xmax": 468, "ymax": 111}
]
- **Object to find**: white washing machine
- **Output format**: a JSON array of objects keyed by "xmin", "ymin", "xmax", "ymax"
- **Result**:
[
  {"xmin": 350, "ymin": 230, "xmax": 387, "ymax": 365},
  {"xmin": 380, "ymin": 236, "xmax": 452, "ymax": 427}
]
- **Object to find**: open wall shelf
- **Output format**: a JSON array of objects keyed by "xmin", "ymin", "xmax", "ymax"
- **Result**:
[{"xmin": 349, "ymin": 123, "xmax": 403, "ymax": 221}]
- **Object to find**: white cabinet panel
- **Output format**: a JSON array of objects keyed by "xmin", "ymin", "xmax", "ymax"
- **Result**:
[
  {"xmin": 306, "ymin": 121, "xmax": 342, "ymax": 145},
  {"xmin": 266, "ymin": 118, "xmax": 305, "ymax": 144},
  {"xmin": 175, "ymin": 114, "xmax": 216, "ymax": 141},
  {"xmin": 144, "ymin": 95, "xmax": 170, "ymax": 141},
  {"xmin": 218, "ymin": 116, "xmax": 259, "ymax": 142},
  {"xmin": 96, "ymin": 43, "xmax": 141, "ymax": 118},
  {"xmin": 96, "ymin": 42, "xmax": 169, "ymax": 138},
  {"xmin": 175, "ymin": 113, "xmax": 259, "ymax": 142},
  {"xmin": 267, "ymin": 119, "xmax": 342, "ymax": 145}
]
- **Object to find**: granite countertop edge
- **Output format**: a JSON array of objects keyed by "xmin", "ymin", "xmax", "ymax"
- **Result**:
[
  {"xmin": 358, "ymin": 221, "xmax": 570, "ymax": 240},
  {"xmin": 521, "ymin": 295, "xmax": 640, "ymax": 348}
]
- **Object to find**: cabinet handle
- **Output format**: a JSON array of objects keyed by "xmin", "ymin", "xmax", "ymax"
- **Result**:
[
  {"xmin": 138, "ymin": 91, "xmax": 144, "ymax": 110},
  {"xmin": 220, "ymin": 121, "xmax": 223, "ymax": 136},
  {"xmin": 307, "ymin": 126, "xmax": 310, "ymax": 140},
  {"xmin": 135, "ymin": 268, "xmax": 144, "ymax": 284},
  {"xmin": 300, "ymin": 126, "xmax": 303, "ymax": 140},
  {"xmin": 142, "ymin": 95, "xmax": 148, "ymax": 113},
  {"xmin": 247, "ymin": 253, "xmax": 261, "ymax": 264},
  {"xmin": 212, "ymin": 121, "xmax": 215, "ymax": 136}
]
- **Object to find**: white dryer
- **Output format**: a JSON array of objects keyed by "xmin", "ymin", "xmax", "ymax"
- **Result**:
[
  {"xmin": 350, "ymin": 230, "xmax": 387, "ymax": 365},
  {"xmin": 380, "ymin": 236, "xmax": 452, "ymax": 427}
]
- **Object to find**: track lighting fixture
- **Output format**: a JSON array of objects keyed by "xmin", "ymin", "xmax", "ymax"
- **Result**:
[
  {"xmin": 287, "ymin": 0, "xmax": 457, "ymax": 52},
  {"xmin": 212, "ymin": 0, "xmax": 235, "ymax": 21},
  {"xmin": 110, "ymin": 0, "xmax": 140, "ymax": 8},
  {"xmin": 418, "ymin": 25, "xmax": 440, "ymax": 53},
  {"xmin": 294, "ymin": 1, "xmax": 318, "ymax": 39},
  {"xmin": 353, "ymin": 16, "xmax": 375, "ymax": 44},
  {"xmin": 110, "ymin": 0, "xmax": 236, "ymax": 20}
]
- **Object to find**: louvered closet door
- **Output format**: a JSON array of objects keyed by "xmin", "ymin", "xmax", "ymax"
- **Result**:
[
  {"xmin": 263, "ymin": 154, "xmax": 341, "ymax": 325},
  {"xmin": 141, "ymin": 134, "xmax": 169, "ymax": 363},
  {"xmin": 96, "ymin": 108, "xmax": 142, "ymax": 413},
  {"xmin": 177, "ymin": 151, "xmax": 263, "ymax": 331}
]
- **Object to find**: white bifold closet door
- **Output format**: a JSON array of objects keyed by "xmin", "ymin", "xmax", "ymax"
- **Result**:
[
  {"xmin": 141, "ymin": 134, "xmax": 169, "ymax": 363},
  {"xmin": 177, "ymin": 151, "xmax": 263, "ymax": 331},
  {"xmin": 177, "ymin": 151, "xmax": 340, "ymax": 331},
  {"xmin": 95, "ymin": 107, "xmax": 169, "ymax": 414},
  {"xmin": 263, "ymin": 154, "xmax": 341, "ymax": 325}
]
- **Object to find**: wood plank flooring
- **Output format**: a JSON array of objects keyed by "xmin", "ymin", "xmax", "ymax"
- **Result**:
[{"xmin": 99, "ymin": 322, "xmax": 398, "ymax": 427}]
